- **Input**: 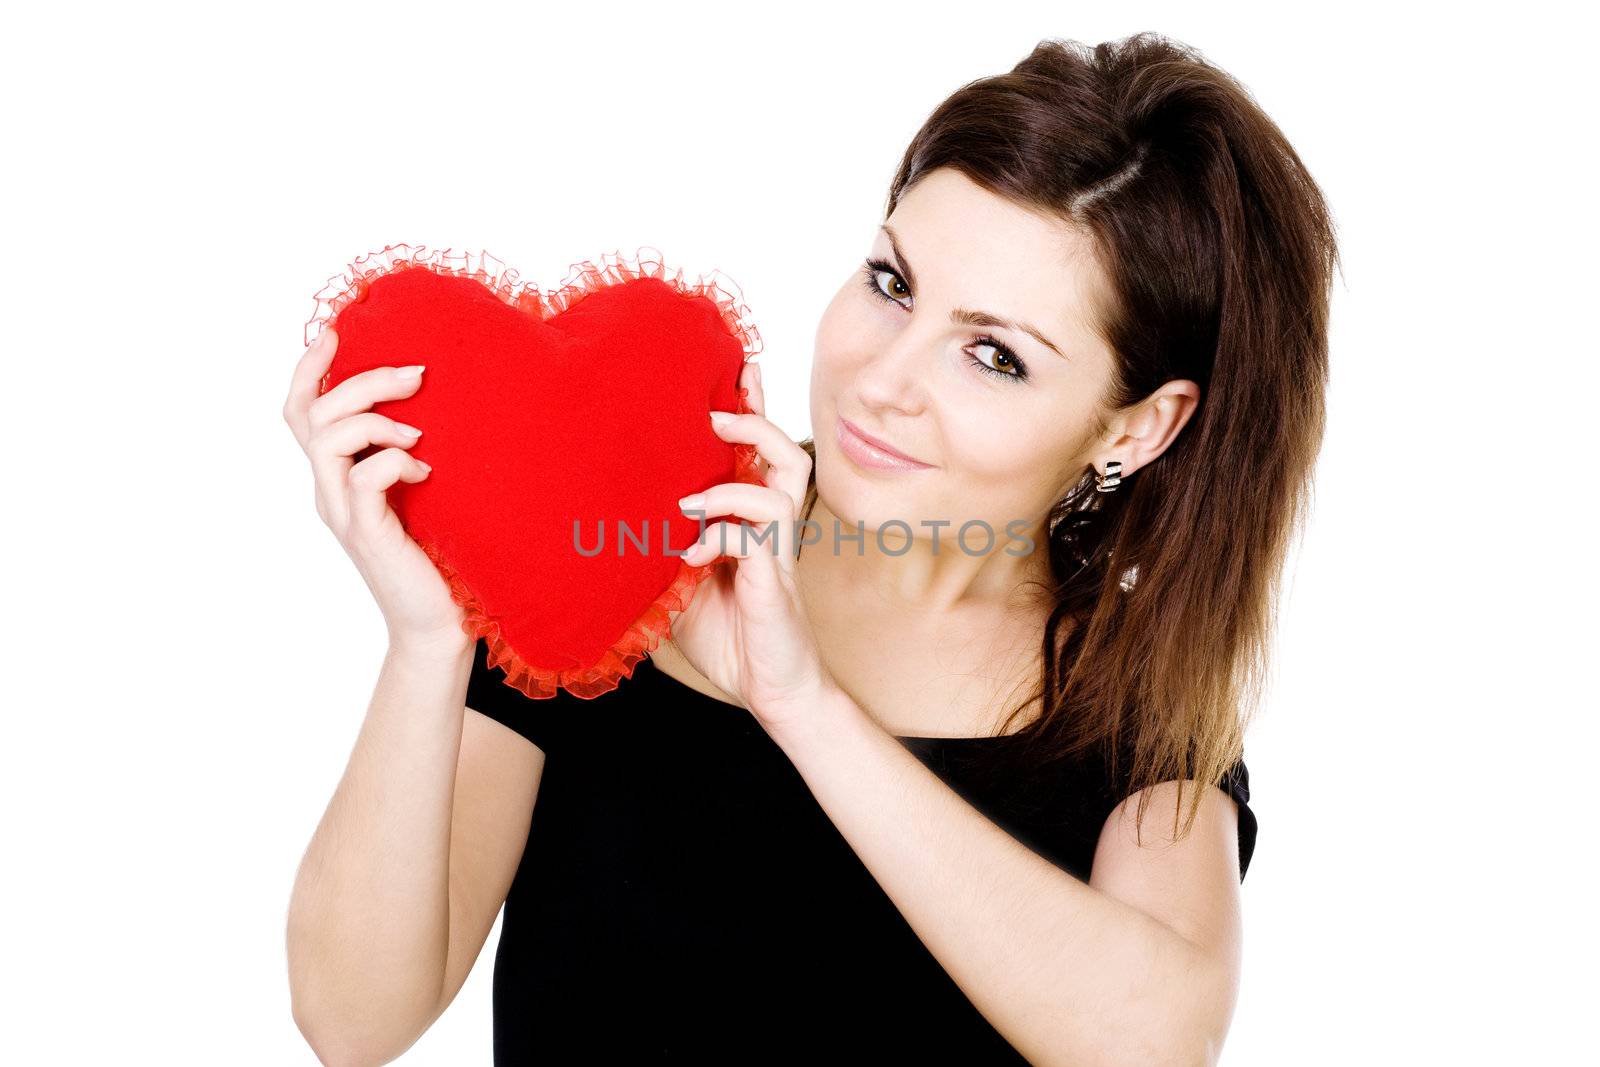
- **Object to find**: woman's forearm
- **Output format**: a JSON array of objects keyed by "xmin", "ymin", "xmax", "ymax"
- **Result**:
[
  {"xmin": 769, "ymin": 688, "xmax": 1229, "ymax": 1067},
  {"xmin": 286, "ymin": 635, "xmax": 475, "ymax": 1065}
]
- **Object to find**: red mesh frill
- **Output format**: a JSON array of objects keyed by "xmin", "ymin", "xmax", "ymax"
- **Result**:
[{"xmin": 302, "ymin": 244, "xmax": 766, "ymax": 700}]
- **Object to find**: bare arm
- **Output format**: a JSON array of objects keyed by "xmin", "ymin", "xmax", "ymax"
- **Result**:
[
  {"xmin": 770, "ymin": 686, "xmax": 1244, "ymax": 1067},
  {"xmin": 281, "ymin": 329, "xmax": 544, "ymax": 1064},
  {"xmin": 285, "ymin": 637, "xmax": 546, "ymax": 1065}
]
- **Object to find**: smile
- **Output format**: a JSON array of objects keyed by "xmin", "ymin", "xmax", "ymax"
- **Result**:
[{"xmin": 836, "ymin": 417, "xmax": 936, "ymax": 472}]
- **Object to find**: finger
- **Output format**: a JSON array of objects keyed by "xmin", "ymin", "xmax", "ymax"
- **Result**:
[
  {"xmin": 708, "ymin": 411, "xmax": 810, "ymax": 515},
  {"xmin": 738, "ymin": 362, "xmax": 772, "ymax": 483},
  {"xmin": 683, "ymin": 518, "xmax": 793, "ymax": 567},
  {"xmin": 679, "ymin": 484, "xmax": 798, "ymax": 568},
  {"xmin": 284, "ymin": 327, "xmax": 339, "ymax": 445},
  {"xmin": 679, "ymin": 482, "xmax": 792, "ymax": 524},
  {"xmin": 347, "ymin": 446, "xmax": 432, "ymax": 536},
  {"xmin": 308, "ymin": 412, "xmax": 426, "ymax": 528},
  {"xmin": 739, "ymin": 359, "xmax": 765, "ymax": 417},
  {"xmin": 307, "ymin": 363, "xmax": 427, "ymax": 437}
]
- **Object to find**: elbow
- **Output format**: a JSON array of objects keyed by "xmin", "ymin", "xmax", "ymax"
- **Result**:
[
  {"xmin": 1177, "ymin": 1032, "xmax": 1227, "ymax": 1067},
  {"xmin": 1075, "ymin": 960, "xmax": 1237, "ymax": 1067},
  {"xmin": 286, "ymin": 925, "xmax": 441, "ymax": 1065},
  {"xmin": 1161, "ymin": 984, "xmax": 1238, "ymax": 1067},
  {"xmin": 1148, "ymin": 1026, "xmax": 1226, "ymax": 1067},
  {"xmin": 291, "ymin": 1001, "xmax": 366, "ymax": 1067},
  {"xmin": 1143, "ymin": 942, "xmax": 1238, "ymax": 1067},
  {"xmin": 291, "ymin": 993, "xmax": 440, "ymax": 1067},
  {"xmin": 1075, "ymin": 1029, "xmax": 1221, "ymax": 1067},
  {"xmin": 290, "ymin": 983, "xmax": 436, "ymax": 1067},
  {"xmin": 1145, "ymin": 980, "xmax": 1233, "ymax": 1066},
  {"xmin": 292, "ymin": 992, "xmax": 386, "ymax": 1067},
  {"xmin": 293, "ymin": 1007, "xmax": 415, "ymax": 1067}
]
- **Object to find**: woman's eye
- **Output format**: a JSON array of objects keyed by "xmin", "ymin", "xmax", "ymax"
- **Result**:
[
  {"xmin": 861, "ymin": 259, "xmax": 911, "ymax": 307},
  {"xmin": 966, "ymin": 338, "xmax": 1029, "ymax": 383},
  {"xmin": 858, "ymin": 256, "xmax": 1030, "ymax": 384}
]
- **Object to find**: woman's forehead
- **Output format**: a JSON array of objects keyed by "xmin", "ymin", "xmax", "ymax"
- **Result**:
[{"xmin": 882, "ymin": 173, "xmax": 1115, "ymax": 361}]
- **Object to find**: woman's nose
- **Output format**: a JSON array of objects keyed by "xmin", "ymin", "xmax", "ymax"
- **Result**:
[{"xmin": 852, "ymin": 333, "xmax": 931, "ymax": 413}]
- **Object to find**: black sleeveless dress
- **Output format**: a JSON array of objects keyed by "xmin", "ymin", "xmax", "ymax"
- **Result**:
[{"xmin": 465, "ymin": 637, "xmax": 1256, "ymax": 1064}]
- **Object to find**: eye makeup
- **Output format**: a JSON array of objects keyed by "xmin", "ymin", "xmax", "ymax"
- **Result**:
[{"xmin": 859, "ymin": 257, "xmax": 1032, "ymax": 384}]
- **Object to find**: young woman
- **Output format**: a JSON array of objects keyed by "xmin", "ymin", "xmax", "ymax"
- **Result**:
[{"xmin": 285, "ymin": 32, "xmax": 1335, "ymax": 1066}]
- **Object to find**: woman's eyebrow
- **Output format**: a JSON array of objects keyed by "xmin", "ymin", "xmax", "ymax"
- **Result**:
[{"xmin": 881, "ymin": 223, "xmax": 1069, "ymax": 360}]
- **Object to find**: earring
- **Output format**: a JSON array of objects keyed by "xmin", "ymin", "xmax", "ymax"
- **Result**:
[{"xmin": 1095, "ymin": 459, "xmax": 1123, "ymax": 493}]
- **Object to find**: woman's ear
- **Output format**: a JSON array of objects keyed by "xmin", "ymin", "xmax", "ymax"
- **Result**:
[{"xmin": 1094, "ymin": 380, "xmax": 1201, "ymax": 479}]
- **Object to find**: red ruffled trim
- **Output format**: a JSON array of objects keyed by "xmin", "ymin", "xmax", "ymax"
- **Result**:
[{"xmin": 303, "ymin": 244, "xmax": 766, "ymax": 700}]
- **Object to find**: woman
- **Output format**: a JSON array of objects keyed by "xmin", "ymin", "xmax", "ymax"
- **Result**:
[{"xmin": 285, "ymin": 32, "xmax": 1335, "ymax": 1066}]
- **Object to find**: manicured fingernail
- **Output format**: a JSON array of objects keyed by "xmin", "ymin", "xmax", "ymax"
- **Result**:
[
  {"xmin": 417, "ymin": 459, "xmax": 432, "ymax": 472},
  {"xmin": 398, "ymin": 365, "xmax": 425, "ymax": 379},
  {"xmin": 678, "ymin": 492, "xmax": 705, "ymax": 510},
  {"xmin": 396, "ymin": 422, "xmax": 422, "ymax": 437},
  {"xmin": 709, "ymin": 410, "xmax": 734, "ymax": 426}
]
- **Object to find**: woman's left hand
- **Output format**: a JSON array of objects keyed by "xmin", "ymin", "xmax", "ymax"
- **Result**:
[{"xmin": 661, "ymin": 359, "xmax": 837, "ymax": 737}]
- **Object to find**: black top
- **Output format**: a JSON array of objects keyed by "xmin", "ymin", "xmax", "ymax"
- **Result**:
[{"xmin": 465, "ymin": 637, "xmax": 1256, "ymax": 1064}]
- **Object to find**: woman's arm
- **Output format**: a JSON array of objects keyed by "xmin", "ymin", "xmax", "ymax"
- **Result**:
[
  {"xmin": 285, "ymin": 636, "xmax": 539, "ymax": 1066},
  {"xmin": 281, "ymin": 330, "xmax": 547, "ymax": 1062},
  {"xmin": 769, "ymin": 689, "xmax": 1245, "ymax": 1067}
]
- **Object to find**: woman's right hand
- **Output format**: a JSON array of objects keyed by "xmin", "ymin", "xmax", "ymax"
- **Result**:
[{"xmin": 283, "ymin": 327, "xmax": 468, "ymax": 653}]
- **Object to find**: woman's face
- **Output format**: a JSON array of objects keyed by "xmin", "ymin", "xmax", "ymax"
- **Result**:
[{"xmin": 810, "ymin": 167, "xmax": 1122, "ymax": 544}]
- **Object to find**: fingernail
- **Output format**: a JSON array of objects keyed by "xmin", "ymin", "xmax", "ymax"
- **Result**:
[
  {"xmin": 398, "ymin": 365, "xmax": 425, "ymax": 379},
  {"xmin": 678, "ymin": 492, "xmax": 705, "ymax": 510},
  {"xmin": 396, "ymin": 422, "xmax": 422, "ymax": 437},
  {"xmin": 709, "ymin": 410, "xmax": 734, "ymax": 426},
  {"xmin": 417, "ymin": 459, "xmax": 432, "ymax": 472}
]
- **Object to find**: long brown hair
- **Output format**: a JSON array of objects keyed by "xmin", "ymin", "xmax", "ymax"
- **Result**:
[{"xmin": 794, "ymin": 32, "xmax": 1338, "ymax": 842}]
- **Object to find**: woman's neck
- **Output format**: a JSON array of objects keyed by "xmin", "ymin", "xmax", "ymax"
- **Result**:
[{"xmin": 798, "ymin": 493, "xmax": 1055, "ymax": 620}]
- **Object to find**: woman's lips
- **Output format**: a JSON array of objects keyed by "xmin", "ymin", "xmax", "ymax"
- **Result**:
[{"xmin": 836, "ymin": 417, "xmax": 935, "ymax": 471}]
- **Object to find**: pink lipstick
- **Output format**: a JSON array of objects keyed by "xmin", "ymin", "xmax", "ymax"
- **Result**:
[{"xmin": 836, "ymin": 417, "xmax": 935, "ymax": 472}]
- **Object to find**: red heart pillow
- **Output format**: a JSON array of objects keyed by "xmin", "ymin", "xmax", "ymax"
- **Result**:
[{"xmin": 303, "ymin": 245, "xmax": 763, "ymax": 699}]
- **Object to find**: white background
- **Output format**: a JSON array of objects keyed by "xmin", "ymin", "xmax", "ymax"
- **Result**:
[{"xmin": 4, "ymin": 1, "xmax": 1594, "ymax": 1063}]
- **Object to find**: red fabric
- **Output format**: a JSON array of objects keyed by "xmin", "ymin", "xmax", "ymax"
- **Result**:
[{"xmin": 304, "ymin": 246, "xmax": 763, "ymax": 699}]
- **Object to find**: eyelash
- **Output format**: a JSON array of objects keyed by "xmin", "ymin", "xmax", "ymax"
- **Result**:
[{"xmin": 859, "ymin": 257, "xmax": 1031, "ymax": 384}]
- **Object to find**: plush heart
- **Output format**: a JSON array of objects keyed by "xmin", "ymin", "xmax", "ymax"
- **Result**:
[{"xmin": 303, "ymin": 245, "xmax": 763, "ymax": 699}]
